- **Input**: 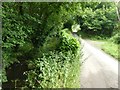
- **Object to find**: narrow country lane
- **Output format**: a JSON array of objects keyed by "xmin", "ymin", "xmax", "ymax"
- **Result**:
[{"xmin": 80, "ymin": 39, "xmax": 119, "ymax": 88}]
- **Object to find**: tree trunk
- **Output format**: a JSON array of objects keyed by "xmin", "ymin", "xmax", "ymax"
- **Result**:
[{"xmin": 116, "ymin": 1, "xmax": 120, "ymax": 21}]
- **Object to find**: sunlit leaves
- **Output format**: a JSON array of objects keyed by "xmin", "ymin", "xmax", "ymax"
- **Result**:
[{"xmin": 77, "ymin": 2, "xmax": 117, "ymax": 36}]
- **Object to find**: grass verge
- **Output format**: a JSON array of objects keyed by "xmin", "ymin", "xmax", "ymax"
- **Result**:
[
  {"xmin": 100, "ymin": 40, "xmax": 119, "ymax": 61},
  {"xmin": 66, "ymin": 55, "xmax": 81, "ymax": 88}
]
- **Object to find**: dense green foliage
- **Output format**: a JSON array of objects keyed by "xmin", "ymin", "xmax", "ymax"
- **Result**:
[
  {"xmin": 2, "ymin": 2, "xmax": 119, "ymax": 89},
  {"xmin": 2, "ymin": 2, "xmax": 81, "ymax": 88},
  {"xmin": 110, "ymin": 22, "xmax": 120, "ymax": 44},
  {"xmin": 77, "ymin": 2, "xmax": 118, "ymax": 37},
  {"xmin": 25, "ymin": 31, "xmax": 80, "ymax": 88},
  {"xmin": 76, "ymin": 2, "xmax": 120, "ymax": 61}
]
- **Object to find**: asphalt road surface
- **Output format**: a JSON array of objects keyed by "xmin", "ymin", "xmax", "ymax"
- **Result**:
[{"xmin": 80, "ymin": 39, "xmax": 119, "ymax": 88}]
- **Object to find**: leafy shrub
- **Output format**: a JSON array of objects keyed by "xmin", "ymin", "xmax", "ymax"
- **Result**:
[
  {"xmin": 25, "ymin": 30, "xmax": 81, "ymax": 88},
  {"xmin": 25, "ymin": 50, "xmax": 80, "ymax": 88},
  {"xmin": 42, "ymin": 32, "xmax": 60, "ymax": 53},
  {"xmin": 77, "ymin": 2, "xmax": 117, "ymax": 37},
  {"xmin": 2, "ymin": 3, "xmax": 37, "ymax": 84},
  {"xmin": 59, "ymin": 30, "xmax": 80, "ymax": 54},
  {"xmin": 2, "ymin": 2, "xmax": 82, "ymax": 88},
  {"xmin": 110, "ymin": 33, "xmax": 120, "ymax": 44},
  {"xmin": 42, "ymin": 30, "xmax": 80, "ymax": 54}
]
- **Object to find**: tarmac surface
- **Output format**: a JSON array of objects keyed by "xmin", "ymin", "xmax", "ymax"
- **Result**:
[{"xmin": 80, "ymin": 39, "xmax": 119, "ymax": 88}]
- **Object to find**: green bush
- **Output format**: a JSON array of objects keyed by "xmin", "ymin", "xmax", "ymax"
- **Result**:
[
  {"xmin": 77, "ymin": 2, "xmax": 117, "ymax": 37},
  {"xmin": 59, "ymin": 30, "xmax": 80, "ymax": 54},
  {"xmin": 42, "ymin": 30, "xmax": 80, "ymax": 54},
  {"xmin": 26, "ymin": 51, "xmax": 80, "ymax": 88},
  {"xmin": 25, "ymin": 30, "xmax": 81, "ymax": 88},
  {"xmin": 110, "ymin": 33, "xmax": 120, "ymax": 44},
  {"xmin": 2, "ymin": 2, "xmax": 82, "ymax": 88},
  {"xmin": 42, "ymin": 32, "xmax": 60, "ymax": 53}
]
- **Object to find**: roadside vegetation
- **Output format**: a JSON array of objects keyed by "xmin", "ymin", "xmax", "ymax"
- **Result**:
[
  {"xmin": 2, "ymin": 2, "xmax": 82, "ymax": 89},
  {"xmin": 1, "ymin": 2, "xmax": 120, "ymax": 89},
  {"xmin": 101, "ymin": 40, "xmax": 119, "ymax": 60},
  {"xmin": 79, "ymin": 32, "xmax": 119, "ymax": 60},
  {"xmin": 76, "ymin": 2, "xmax": 120, "ymax": 61}
]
